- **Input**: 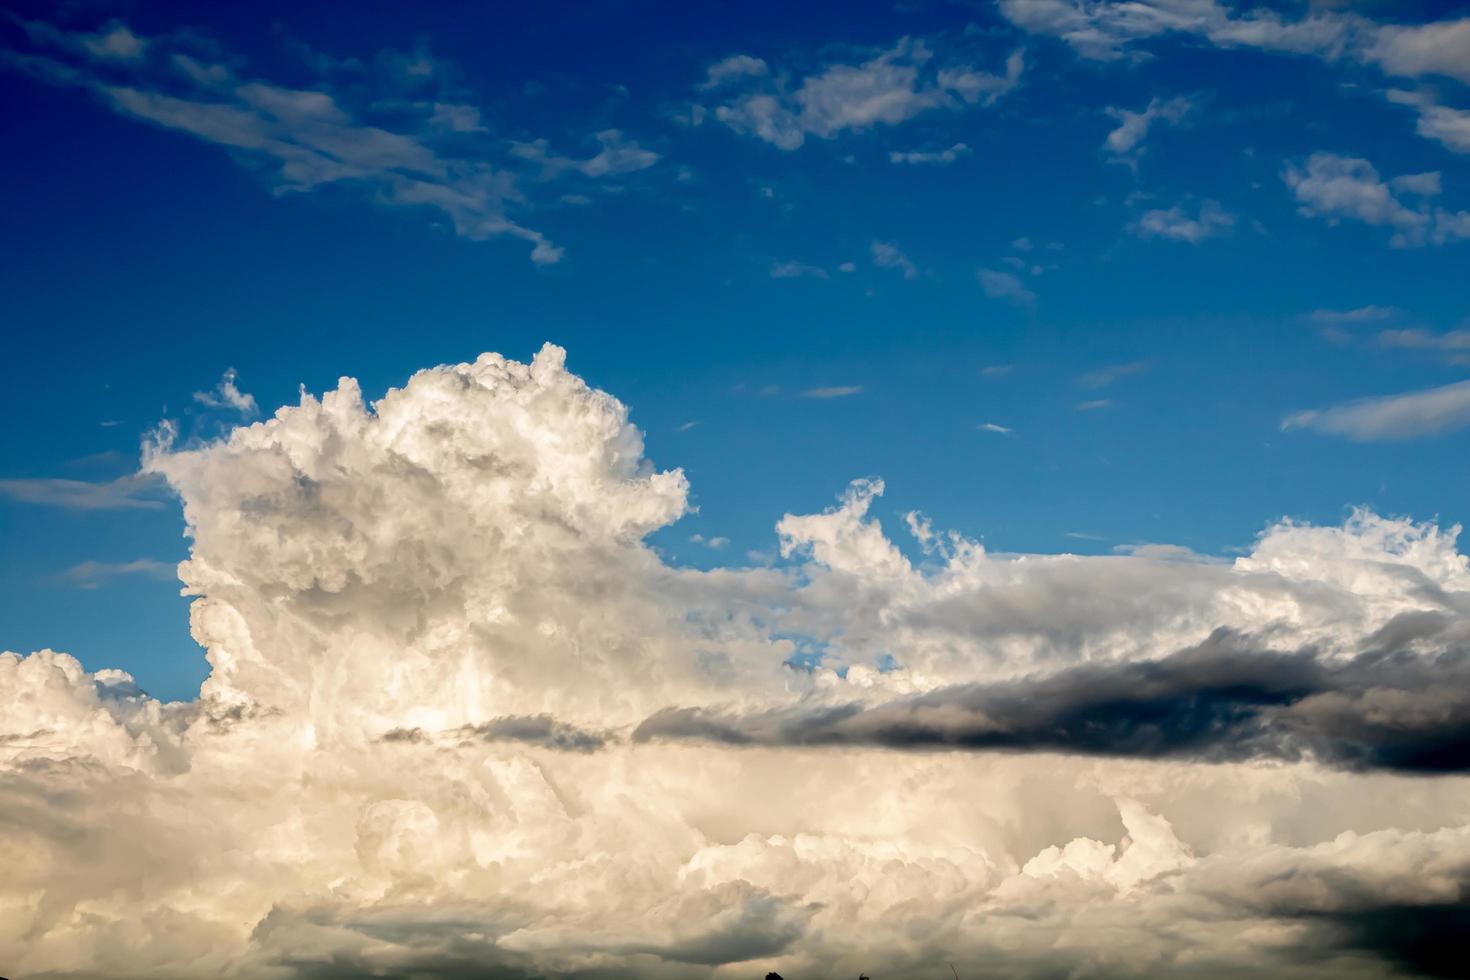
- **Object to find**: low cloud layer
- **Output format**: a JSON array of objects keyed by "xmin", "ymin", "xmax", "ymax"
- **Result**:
[{"xmin": 5, "ymin": 346, "xmax": 1470, "ymax": 978}]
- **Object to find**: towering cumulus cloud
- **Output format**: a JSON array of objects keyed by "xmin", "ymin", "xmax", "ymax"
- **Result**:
[{"xmin": 5, "ymin": 345, "xmax": 1470, "ymax": 978}]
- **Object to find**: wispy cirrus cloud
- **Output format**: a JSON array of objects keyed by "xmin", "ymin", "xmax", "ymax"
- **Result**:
[
  {"xmin": 61, "ymin": 558, "xmax": 176, "ymax": 589},
  {"xmin": 0, "ymin": 13, "xmax": 660, "ymax": 264},
  {"xmin": 0, "ymin": 473, "xmax": 166, "ymax": 510},
  {"xmin": 889, "ymin": 142, "xmax": 971, "ymax": 166},
  {"xmin": 801, "ymin": 385, "xmax": 863, "ymax": 399},
  {"xmin": 1284, "ymin": 378, "xmax": 1470, "ymax": 440},
  {"xmin": 770, "ymin": 259, "xmax": 829, "ymax": 280}
]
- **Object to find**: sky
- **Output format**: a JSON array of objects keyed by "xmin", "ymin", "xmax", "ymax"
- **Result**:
[{"xmin": 4, "ymin": 2, "xmax": 1470, "ymax": 978}]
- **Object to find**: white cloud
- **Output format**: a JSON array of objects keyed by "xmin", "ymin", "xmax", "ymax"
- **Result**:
[
  {"xmin": 1078, "ymin": 398, "xmax": 1112, "ymax": 411},
  {"xmin": 61, "ymin": 558, "xmax": 176, "ymax": 589},
  {"xmin": 698, "ymin": 54, "xmax": 769, "ymax": 89},
  {"xmin": 193, "ymin": 367, "xmax": 258, "ymax": 416},
  {"xmin": 8, "ymin": 347, "xmax": 1470, "ymax": 976},
  {"xmin": 1310, "ymin": 305, "xmax": 1400, "ymax": 326},
  {"xmin": 978, "ymin": 267, "xmax": 1037, "ymax": 307},
  {"xmin": 1387, "ymin": 88, "xmax": 1470, "ymax": 155},
  {"xmin": 997, "ymin": 0, "xmax": 1355, "ymax": 62},
  {"xmin": 1132, "ymin": 199, "xmax": 1235, "ymax": 243},
  {"xmin": 888, "ymin": 141, "xmax": 970, "ymax": 165},
  {"xmin": 770, "ymin": 259, "xmax": 829, "ymax": 280},
  {"xmin": 871, "ymin": 240, "xmax": 918, "ymax": 279},
  {"xmin": 1378, "ymin": 327, "xmax": 1470, "ymax": 356},
  {"xmin": 1284, "ymin": 152, "xmax": 1470, "ymax": 247},
  {"xmin": 1284, "ymin": 378, "xmax": 1470, "ymax": 439},
  {"xmin": 0, "ymin": 473, "xmax": 165, "ymax": 510},
  {"xmin": 1080, "ymin": 360, "xmax": 1150, "ymax": 388},
  {"xmin": 801, "ymin": 385, "xmax": 863, "ymax": 398},
  {"xmin": 0, "ymin": 16, "xmax": 665, "ymax": 264},
  {"xmin": 511, "ymin": 129, "xmax": 660, "ymax": 180},
  {"xmin": 979, "ymin": 421, "xmax": 1014, "ymax": 434},
  {"xmin": 1364, "ymin": 17, "xmax": 1470, "ymax": 84},
  {"xmin": 1103, "ymin": 95, "xmax": 1193, "ymax": 160},
  {"xmin": 998, "ymin": 1, "xmax": 1470, "ymax": 157},
  {"xmin": 708, "ymin": 38, "xmax": 1022, "ymax": 150}
]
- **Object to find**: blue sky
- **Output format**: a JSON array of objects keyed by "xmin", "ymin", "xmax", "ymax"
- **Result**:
[{"xmin": 3, "ymin": 0, "xmax": 1470, "ymax": 701}]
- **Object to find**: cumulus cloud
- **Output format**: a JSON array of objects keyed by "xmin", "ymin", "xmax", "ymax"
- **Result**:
[
  {"xmin": 1132, "ymin": 199, "xmax": 1235, "ymax": 243},
  {"xmin": 1283, "ymin": 378, "xmax": 1470, "ymax": 440},
  {"xmin": 1387, "ymin": 88, "xmax": 1470, "ymax": 156},
  {"xmin": 7, "ymin": 347, "xmax": 1470, "ymax": 978},
  {"xmin": 997, "ymin": 0, "xmax": 1357, "ymax": 61},
  {"xmin": 706, "ymin": 37, "xmax": 1022, "ymax": 150},
  {"xmin": 193, "ymin": 368, "xmax": 258, "ymax": 416},
  {"xmin": 977, "ymin": 267, "xmax": 1036, "ymax": 307},
  {"xmin": 869, "ymin": 239, "xmax": 918, "ymax": 279},
  {"xmin": 1103, "ymin": 95, "xmax": 1193, "ymax": 161},
  {"xmin": 1284, "ymin": 152, "xmax": 1470, "ymax": 247},
  {"xmin": 769, "ymin": 259, "xmax": 828, "ymax": 280}
]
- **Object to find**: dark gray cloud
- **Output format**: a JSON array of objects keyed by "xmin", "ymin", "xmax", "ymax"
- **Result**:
[
  {"xmin": 382, "ymin": 715, "xmax": 609, "ymax": 752},
  {"xmin": 635, "ymin": 628, "xmax": 1470, "ymax": 774}
]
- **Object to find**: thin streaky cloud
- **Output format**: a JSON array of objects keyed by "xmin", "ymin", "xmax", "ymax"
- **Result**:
[
  {"xmin": 0, "ymin": 473, "xmax": 166, "ymax": 510},
  {"xmin": 61, "ymin": 558, "xmax": 176, "ymax": 589},
  {"xmin": 1079, "ymin": 360, "xmax": 1149, "ymax": 388},
  {"xmin": 801, "ymin": 385, "xmax": 862, "ymax": 399},
  {"xmin": 1283, "ymin": 378, "xmax": 1470, "ymax": 440}
]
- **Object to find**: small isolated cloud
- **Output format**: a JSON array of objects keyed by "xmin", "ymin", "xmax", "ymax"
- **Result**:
[
  {"xmin": 979, "ymin": 422, "xmax": 1014, "ymax": 434},
  {"xmin": 193, "ymin": 368, "xmax": 258, "ymax": 416},
  {"xmin": 802, "ymin": 385, "xmax": 862, "ymax": 399},
  {"xmin": 837, "ymin": 261, "xmax": 857, "ymax": 273},
  {"xmin": 62, "ymin": 558, "xmax": 175, "ymax": 589},
  {"xmin": 770, "ymin": 259, "xmax": 829, "ymax": 280},
  {"xmin": 699, "ymin": 54, "xmax": 769, "ymax": 90},
  {"xmin": 1103, "ymin": 95, "xmax": 1193, "ymax": 161},
  {"xmin": 871, "ymin": 240, "xmax": 918, "ymax": 279},
  {"xmin": 982, "ymin": 364, "xmax": 1015, "ymax": 378},
  {"xmin": 1080, "ymin": 361, "xmax": 1149, "ymax": 388},
  {"xmin": 889, "ymin": 142, "xmax": 970, "ymax": 165},
  {"xmin": 1011, "ymin": 237, "xmax": 1032, "ymax": 251},
  {"xmin": 689, "ymin": 533, "xmax": 730, "ymax": 550},
  {"xmin": 677, "ymin": 420, "xmax": 701, "ymax": 432},
  {"xmin": 1283, "ymin": 152, "xmax": 1470, "ymax": 247},
  {"xmin": 1078, "ymin": 399, "xmax": 1112, "ymax": 411},
  {"xmin": 977, "ymin": 268, "xmax": 1036, "ymax": 308},
  {"xmin": 0, "ymin": 473, "xmax": 165, "ymax": 510},
  {"xmin": 1283, "ymin": 379, "xmax": 1470, "ymax": 440},
  {"xmin": 1310, "ymin": 305, "xmax": 1401, "ymax": 326},
  {"xmin": 1132, "ymin": 199, "xmax": 1234, "ymax": 243}
]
